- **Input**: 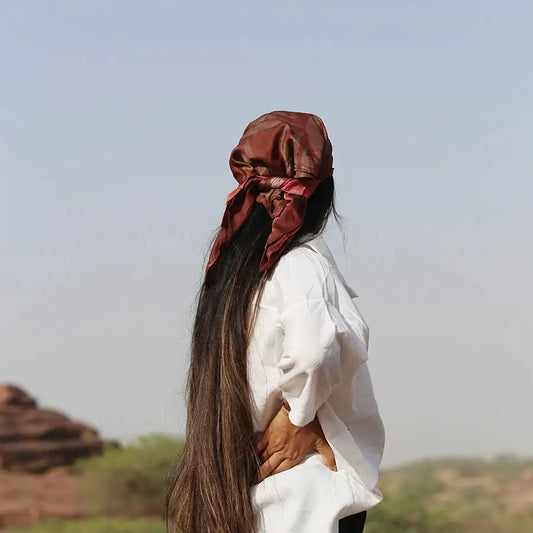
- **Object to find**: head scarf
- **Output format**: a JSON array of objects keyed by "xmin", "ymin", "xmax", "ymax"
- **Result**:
[{"xmin": 205, "ymin": 110, "xmax": 333, "ymax": 286}]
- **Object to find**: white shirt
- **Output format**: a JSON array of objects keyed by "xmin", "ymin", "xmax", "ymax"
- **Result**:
[{"xmin": 247, "ymin": 234, "xmax": 385, "ymax": 533}]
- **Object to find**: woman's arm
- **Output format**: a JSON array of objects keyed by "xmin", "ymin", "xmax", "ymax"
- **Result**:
[
  {"xmin": 255, "ymin": 254, "xmax": 344, "ymax": 481},
  {"xmin": 276, "ymin": 296, "xmax": 343, "ymax": 427}
]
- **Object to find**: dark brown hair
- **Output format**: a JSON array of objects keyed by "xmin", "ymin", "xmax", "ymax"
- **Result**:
[{"xmin": 166, "ymin": 177, "xmax": 342, "ymax": 533}]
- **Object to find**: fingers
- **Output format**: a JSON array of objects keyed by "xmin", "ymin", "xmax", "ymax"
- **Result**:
[
  {"xmin": 256, "ymin": 434, "xmax": 274, "ymax": 465},
  {"xmin": 254, "ymin": 441, "xmax": 338, "ymax": 484},
  {"xmin": 257, "ymin": 451, "xmax": 284, "ymax": 482},
  {"xmin": 260, "ymin": 447, "xmax": 271, "ymax": 463},
  {"xmin": 256, "ymin": 434, "xmax": 268, "ymax": 454},
  {"xmin": 315, "ymin": 439, "xmax": 337, "ymax": 472},
  {"xmin": 269, "ymin": 458, "xmax": 293, "ymax": 476}
]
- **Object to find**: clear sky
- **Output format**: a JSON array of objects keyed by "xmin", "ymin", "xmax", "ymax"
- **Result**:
[{"xmin": 1, "ymin": 1, "xmax": 531, "ymax": 467}]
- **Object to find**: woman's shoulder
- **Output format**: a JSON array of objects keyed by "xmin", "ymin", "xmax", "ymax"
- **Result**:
[
  {"xmin": 265, "ymin": 240, "xmax": 334, "ymax": 307},
  {"xmin": 266, "ymin": 235, "xmax": 361, "ymax": 303},
  {"xmin": 273, "ymin": 240, "xmax": 332, "ymax": 283}
]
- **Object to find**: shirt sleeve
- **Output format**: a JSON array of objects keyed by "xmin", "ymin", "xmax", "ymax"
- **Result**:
[{"xmin": 274, "ymin": 249, "xmax": 343, "ymax": 427}]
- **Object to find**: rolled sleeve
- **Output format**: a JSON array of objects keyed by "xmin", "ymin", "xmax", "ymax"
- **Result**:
[{"xmin": 276, "ymin": 297, "xmax": 342, "ymax": 427}]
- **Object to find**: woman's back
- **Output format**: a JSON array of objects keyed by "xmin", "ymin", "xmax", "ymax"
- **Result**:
[{"xmin": 248, "ymin": 234, "xmax": 385, "ymax": 533}]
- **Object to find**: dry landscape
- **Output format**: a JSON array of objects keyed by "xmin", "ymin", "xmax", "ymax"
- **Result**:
[{"xmin": 1, "ymin": 384, "xmax": 532, "ymax": 532}]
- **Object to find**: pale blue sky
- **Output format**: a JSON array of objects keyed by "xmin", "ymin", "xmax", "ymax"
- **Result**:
[{"xmin": 1, "ymin": 1, "xmax": 531, "ymax": 467}]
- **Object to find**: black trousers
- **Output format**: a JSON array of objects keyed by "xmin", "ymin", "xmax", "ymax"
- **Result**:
[{"xmin": 338, "ymin": 510, "xmax": 366, "ymax": 533}]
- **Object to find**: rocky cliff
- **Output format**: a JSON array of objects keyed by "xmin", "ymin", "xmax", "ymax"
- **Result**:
[{"xmin": 0, "ymin": 384, "xmax": 104, "ymax": 473}]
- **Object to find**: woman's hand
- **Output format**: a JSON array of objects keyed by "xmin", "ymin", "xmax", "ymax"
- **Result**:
[{"xmin": 255, "ymin": 403, "xmax": 337, "ymax": 483}]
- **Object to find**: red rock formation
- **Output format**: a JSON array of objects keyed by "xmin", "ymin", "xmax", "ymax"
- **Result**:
[{"xmin": 0, "ymin": 384, "xmax": 104, "ymax": 473}]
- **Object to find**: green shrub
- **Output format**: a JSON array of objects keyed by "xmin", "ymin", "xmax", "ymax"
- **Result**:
[
  {"xmin": 365, "ymin": 455, "xmax": 533, "ymax": 533},
  {"xmin": 4, "ymin": 517, "xmax": 165, "ymax": 533},
  {"xmin": 73, "ymin": 433, "xmax": 184, "ymax": 518},
  {"xmin": 488, "ymin": 453, "xmax": 533, "ymax": 483},
  {"xmin": 365, "ymin": 489, "xmax": 462, "ymax": 533}
]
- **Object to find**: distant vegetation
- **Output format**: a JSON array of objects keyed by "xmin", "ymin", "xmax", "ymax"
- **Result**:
[
  {"xmin": 366, "ymin": 455, "xmax": 533, "ymax": 533},
  {"xmin": 69, "ymin": 433, "xmax": 184, "ymax": 518},
  {"xmin": 5, "ymin": 518, "xmax": 164, "ymax": 533},
  {"xmin": 8, "ymin": 435, "xmax": 533, "ymax": 533}
]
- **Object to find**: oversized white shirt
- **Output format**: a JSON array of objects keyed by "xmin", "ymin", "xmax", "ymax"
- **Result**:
[{"xmin": 247, "ymin": 234, "xmax": 385, "ymax": 533}]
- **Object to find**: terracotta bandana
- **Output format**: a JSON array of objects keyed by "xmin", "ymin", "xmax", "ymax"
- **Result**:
[{"xmin": 205, "ymin": 110, "xmax": 334, "ymax": 286}]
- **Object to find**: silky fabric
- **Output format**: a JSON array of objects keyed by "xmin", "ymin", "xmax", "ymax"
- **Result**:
[
  {"xmin": 248, "ymin": 234, "xmax": 385, "ymax": 533},
  {"xmin": 205, "ymin": 110, "xmax": 333, "ymax": 287}
]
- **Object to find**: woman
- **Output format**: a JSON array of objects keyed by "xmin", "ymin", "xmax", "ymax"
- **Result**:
[{"xmin": 166, "ymin": 111, "xmax": 385, "ymax": 533}]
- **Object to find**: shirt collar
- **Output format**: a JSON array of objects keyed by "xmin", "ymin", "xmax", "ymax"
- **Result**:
[{"xmin": 304, "ymin": 234, "xmax": 359, "ymax": 298}]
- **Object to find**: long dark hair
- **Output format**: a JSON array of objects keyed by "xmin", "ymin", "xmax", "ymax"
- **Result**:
[{"xmin": 166, "ymin": 176, "xmax": 342, "ymax": 533}]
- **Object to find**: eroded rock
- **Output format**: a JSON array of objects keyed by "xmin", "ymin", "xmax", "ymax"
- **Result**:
[{"xmin": 0, "ymin": 384, "xmax": 104, "ymax": 473}]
